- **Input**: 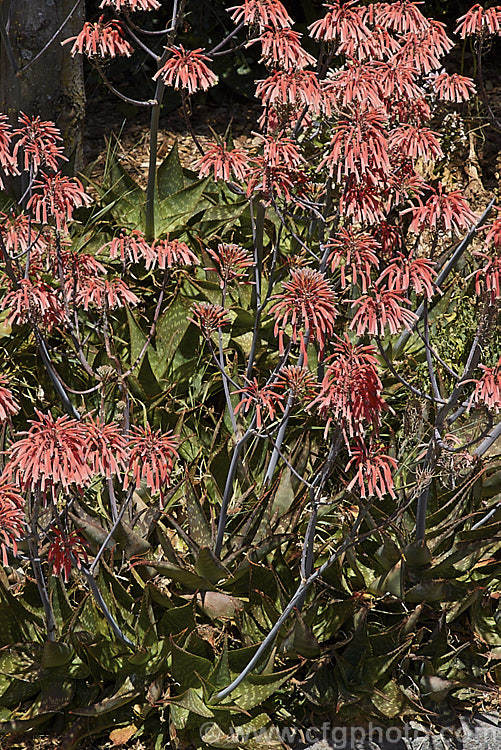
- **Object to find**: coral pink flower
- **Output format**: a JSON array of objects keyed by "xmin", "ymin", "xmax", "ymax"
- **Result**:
[
  {"xmin": 374, "ymin": 60, "xmax": 423, "ymax": 101},
  {"xmin": 5, "ymin": 410, "xmax": 91, "ymax": 491},
  {"xmin": 83, "ymin": 416, "xmax": 129, "ymax": 479},
  {"xmin": 246, "ymin": 158, "xmax": 305, "ymax": 202},
  {"xmin": 62, "ymin": 250, "xmax": 107, "ymax": 302},
  {"xmin": 346, "ymin": 441, "xmax": 397, "ymax": 499},
  {"xmin": 389, "ymin": 125, "xmax": 443, "ymax": 162},
  {"xmin": 0, "ymin": 211, "xmax": 46, "ymax": 255},
  {"xmin": 407, "ymin": 184, "xmax": 477, "ymax": 235},
  {"xmin": 205, "ymin": 243, "xmax": 254, "ymax": 288},
  {"xmin": 189, "ymin": 302, "xmax": 231, "ymax": 337},
  {"xmin": 432, "ymin": 72, "xmax": 476, "ymax": 103},
  {"xmin": 472, "ymin": 359, "xmax": 501, "ymax": 412},
  {"xmin": 275, "ymin": 365, "xmax": 318, "ymax": 402},
  {"xmin": 233, "ymin": 377, "xmax": 284, "ymax": 429},
  {"xmin": 0, "ymin": 481, "xmax": 24, "ymax": 509},
  {"xmin": 256, "ymin": 69, "xmax": 322, "ymax": 111},
  {"xmin": 338, "ymin": 25, "xmax": 402, "ymax": 62},
  {"xmin": 74, "ymin": 276, "xmax": 139, "ymax": 310},
  {"xmin": 455, "ymin": 4, "xmax": 501, "ymax": 38},
  {"xmin": 340, "ymin": 180, "xmax": 386, "ymax": 225},
  {"xmin": 12, "ymin": 113, "xmax": 66, "ymax": 173},
  {"xmin": 326, "ymin": 228, "xmax": 380, "ymax": 292},
  {"xmin": 229, "ymin": 0, "xmax": 292, "ymax": 30},
  {"xmin": 485, "ymin": 213, "xmax": 501, "ymax": 246},
  {"xmin": 63, "ymin": 17, "xmax": 134, "ymax": 57},
  {"xmin": 105, "ymin": 229, "xmax": 156, "ymax": 267},
  {"xmin": 153, "ymin": 46, "xmax": 218, "ymax": 94},
  {"xmin": 0, "ymin": 115, "xmax": 19, "ymax": 187},
  {"xmin": 376, "ymin": 0, "xmax": 430, "ymax": 34},
  {"xmin": 350, "ymin": 286, "xmax": 418, "ymax": 336},
  {"xmin": 153, "ymin": 238, "xmax": 199, "ymax": 269},
  {"xmin": 125, "ymin": 424, "xmax": 179, "ymax": 496},
  {"xmin": 100, "ymin": 0, "xmax": 160, "ymax": 10},
  {"xmin": 322, "ymin": 63, "xmax": 384, "ymax": 110},
  {"xmin": 195, "ymin": 143, "xmax": 250, "ymax": 182},
  {"xmin": 392, "ymin": 33, "xmax": 441, "ymax": 74},
  {"xmin": 257, "ymin": 133, "xmax": 305, "ymax": 169},
  {"xmin": 422, "ymin": 19, "xmax": 455, "ymax": 57},
  {"xmin": 320, "ymin": 105, "xmax": 389, "ymax": 182},
  {"xmin": 270, "ymin": 268, "xmax": 337, "ymax": 361},
  {"xmin": 0, "ymin": 377, "xmax": 20, "ymax": 422},
  {"xmin": 1, "ymin": 278, "xmax": 65, "ymax": 331},
  {"xmin": 257, "ymin": 26, "xmax": 315, "ymax": 70},
  {"xmin": 377, "ymin": 252, "xmax": 437, "ymax": 299},
  {"xmin": 0, "ymin": 491, "xmax": 25, "ymax": 566},
  {"xmin": 308, "ymin": 337, "xmax": 386, "ymax": 440},
  {"xmin": 374, "ymin": 221, "xmax": 404, "ymax": 258},
  {"xmin": 47, "ymin": 528, "xmax": 89, "ymax": 582},
  {"xmin": 472, "ymin": 249, "xmax": 501, "ymax": 304},
  {"xmin": 27, "ymin": 172, "xmax": 92, "ymax": 232},
  {"xmin": 309, "ymin": 1, "xmax": 370, "ymax": 44}
]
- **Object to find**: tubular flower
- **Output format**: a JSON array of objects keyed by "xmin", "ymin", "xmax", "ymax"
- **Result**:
[
  {"xmin": 421, "ymin": 19, "xmax": 455, "ymax": 57},
  {"xmin": 256, "ymin": 69, "xmax": 322, "ymax": 112},
  {"xmin": 257, "ymin": 27, "xmax": 315, "ymax": 70},
  {"xmin": 389, "ymin": 125, "xmax": 443, "ymax": 162},
  {"xmin": 374, "ymin": 60, "xmax": 423, "ymax": 102},
  {"xmin": 392, "ymin": 33, "xmax": 441, "ymax": 75},
  {"xmin": 308, "ymin": 337, "xmax": 386, "ymax": 440},
  {"xmin": 257, "ymin": 133, "xmax": 305, "ymax": 169},
  {"xmin": 0, "ymin": 211, "xmax": 46, "ymax": 255},
  {"xmin": 125, "ymin": 424, "xmax": 179, "ymax": 496},
  {"xmin": 1, "ymin": 278, "xmax": 65, "ymax": 331},
  {"xmin": 153, "ymin": 238, "xmax": 199, "ymax": 269},
  {"xmin": 309, "ymin": 1, "xmax": 370, "ymax": 44},
  {"xmin": 27, "ymin": 172, "xmax": 92, "ymax": 232},
  {"xmin": 0, "ymin": 493, "xmax": 25, "ymax": 566},
  {"xmin": 189, "ymin": 302, "xmax": 231, "ymax": 337},
  {"xmin": 47, "ymin": 528, "xmax": 89, "ymax": 583},
  {"xmin": 105, "ymin": 229, "xmax": 156, "ymax": 267},
  {"xmin": 472, "ymin": 359, "xmax": 501, "ymax": 412},
  {"xmin": 376, "ymin": 1, "xmax": 430, "ymax": 34},
  {"xmin": 455, "ymin": 4, "xmax": 501, "ymax": 38},
  {"xmin": 63, "ymin": 17, "xmax": 134, "ymax": 58},
  {"xmin": 12, "ymin": 113, "xmax": 66, "ymax": 172},
  {"xmin": 195, "ymin": 143, "xmax": 250, "ymax": 182},
  {"xmin": 233, "ymin": 377, "xmax": 284, "ymax": 429},
  {"xmin": 205, "ymin": 243, "xmax": 254, "ymax": 288},
  {"xmin": 432, "ymin": 73, "xmax": 476, "ymax": 103},
  {"xmin": 338, "ymin": 25, "xmax": 402, "ymax": 62},
  {"xmin": 323, "ymin": 62, "xmax": 385, "ymax": 110},
  {"xmin": 0, "ymin": 377, "xmax": 20, "ymax": 422},
  {"xmin": 485, "ymin": 212, "xmax": 501, "ymax": 246},
  {"xmin": 319, "ymin": 105, "xmax": 389, "ymax": 182},
  {"xmin": 74, "ymin": 277, "xmax": 139, "ymax": 310},
  {"xmin": 228, "ymin": 0, "xmax": 292, "ymax": 30},
  {"xmin": 4, "ymin": 411, "xmax": 91, "ymax": 491},
  {"xmin": 0, "ymin": 115, "xmax": 19, "ymax": 186},
  {"xmin": 100, "ymin": 0, "xmax": 160, "ymax": 10},
  {"xmin": 326, "ymin": 229, "xmax": 380, "ymax": 293},
  {"xmin": 153, "ymin": 46, "xmax": 218, "ymax": 94},
  {"xmin": 270, "ymin": 268, "xmax": 337, "ymax": 361},
  {"xmin": 407, "ymin": 184, "xmax": 477, "ymax": 235},
  {"xmin": 275, "ymin": 365, "xmax": 318, "ymax": 403},
  {"xmin": 350, "ymin": 286, "xmax": 418, "ymax": 336},
  {"xmin": 472, "ymin": 249, "xmax": 501, "ymax": 304},
  {"xmin": 346, "ymin": 441, "xmax": 398, "ymax": 499},
  {"xmin": 377, "ymin": 252, "xmax": 437, "ymax": 299},
  {"xmin": 246, "ymin": 158, "xmax": 306, "ymax": 202},
  {"xmin": 83, "ymin": 416, "xmax": 129, "ymax": 480},
  {"xmin": 339, "ymin": 180, "xmax": 385, "ymax": 225}
]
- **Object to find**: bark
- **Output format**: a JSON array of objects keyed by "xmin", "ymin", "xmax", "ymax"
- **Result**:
[{"xmin": 0, "ymin": 0, "xmax": 86, "ymax": 174}]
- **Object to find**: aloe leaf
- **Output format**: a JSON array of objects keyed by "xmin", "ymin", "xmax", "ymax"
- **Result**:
[
  {"xmin": 231, "ymin": 665, "xmax": 298, "ymax": 710},
  {"xmin": 170, "ymin": 640, "xmax": 213, "ymax": 689},
  {"xmin": 157, "ymin": 141, "xmax": 184, "ymax": 199},
  {"xmin": 41, "ymin": 641, "xmax": 74, "ymax": 668},
  {"xmin": 196, "ymin": 548, "xmax": 229, "ymax": 584},
  {"xmin": 71, "ymin": 677, "xmax": 139, "ymax": 716},
  {"xmin": 133, "ymin": 560, "xmax": 216, "ymax": 591}
]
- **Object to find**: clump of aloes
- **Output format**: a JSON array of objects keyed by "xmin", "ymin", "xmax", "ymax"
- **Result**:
[{"xmin": 0, "ymin": 0, "xmax": 500, "ymax": 700}]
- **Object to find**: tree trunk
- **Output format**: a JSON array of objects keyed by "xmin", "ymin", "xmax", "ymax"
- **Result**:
[{"xmin": 0, "ymin": 0, "xmax": 86, "ymax": 174}]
